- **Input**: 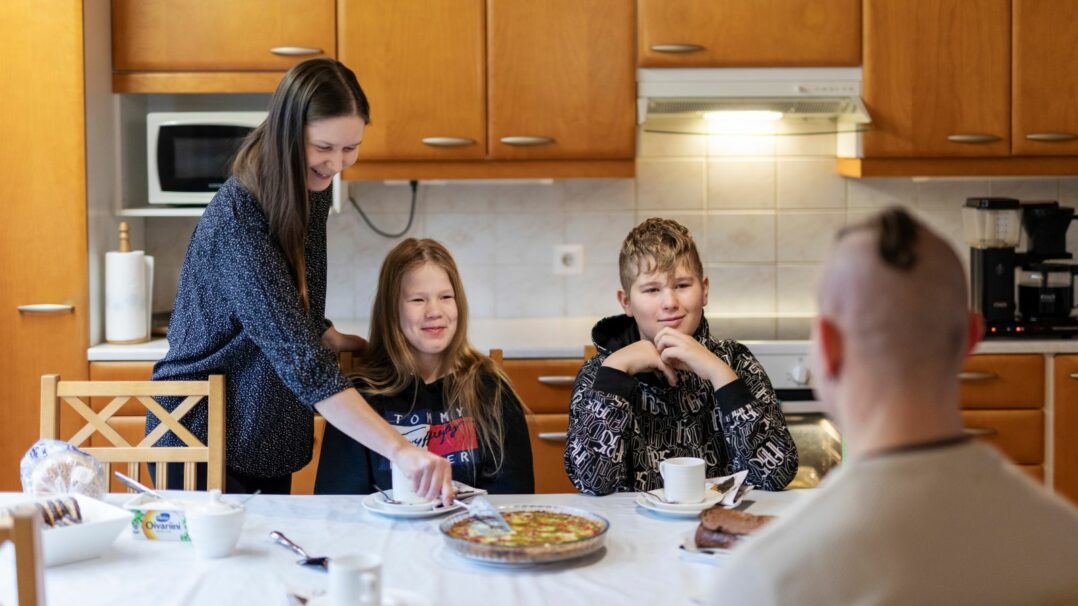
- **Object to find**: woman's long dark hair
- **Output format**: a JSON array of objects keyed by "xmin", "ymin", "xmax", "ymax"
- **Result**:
[{"xmin": 232, "ymin": 58, "xmax": 369, "ymax": 310}]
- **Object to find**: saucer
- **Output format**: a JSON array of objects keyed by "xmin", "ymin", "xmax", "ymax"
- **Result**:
[
  {"xmin": 376, "ymin": 491, "xmax": 441, "ymax": 512},
  {"xmin": 307, "ymin": 587, "xmax": 432, "ymax": 606},
  {"xmin": 633, "ymin": 487, "xmax": 725, "ymax": 518},
  {"xmin": 361, "ymin": 494, "xmax": 461, "ymax": 519}
]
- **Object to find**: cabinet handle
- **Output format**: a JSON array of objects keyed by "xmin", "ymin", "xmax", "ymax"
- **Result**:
[
  {"xmin": 269, "ymin": 47, "xmax": 323, "ymax": 57},
  {"xmin": 538, "ymin": 432, "xmax": 567, "ymax": 442},
  {"xmin": 1069, "ymin": 373, "xmax": 1078, "ymax": 380},
  {"xmin": 499, "ymin": 136, "xmax": 555, "ymax": 146},
  {"xmin": 420, "ymin": 137, "xmax": 476, "ymax": 147},
  {"xmin": 17, "ymin": 304, "xmax": 74, "ymax": 313},
  {"xmin": 958, "ymin": 371, "xmax": 997, "ymax": 382},
  {"xmin": 537, "ymin": 376, "xmax": 575, "ymax": 386},
  {"xmin": 963, "ymin": 426, "xmax": 998, "ymax": 438},
  {"xmin": 1025, "ymin": 132, "xmax": 1078, "ymax": 142},
  {"xmin": 947, "ymin": 134, "xmax": 1001, "ymax": 144},
  {"xmin": 650, "ymin": 43, "xmax": 706, "ymax": 53}
]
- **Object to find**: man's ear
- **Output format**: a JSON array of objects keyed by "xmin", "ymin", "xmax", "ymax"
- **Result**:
[
  {"xmin": 964, "ymin": 312, "xmax": 984, "ymax": 357},
  {"xmin": 816, "ymin": 316, "xmax": 843, "ymax": 378},
  {"xmin": 617, "ymin": 289, "xmax": 632, "ymax": 316}
]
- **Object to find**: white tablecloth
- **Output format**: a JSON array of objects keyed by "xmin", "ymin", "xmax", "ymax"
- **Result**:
[{"xmin": 2, "ymin": 491, "xmax": 810, "ymax": 606}]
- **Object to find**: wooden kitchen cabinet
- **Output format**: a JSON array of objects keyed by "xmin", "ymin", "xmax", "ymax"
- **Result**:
[
  {"xmin": 861, "ymin": 0, "xmax": 1011, "ymax": 158},
  {"xmin": 1054, "ymin": 355, "xmax": 1078, "ymax": 504},
  {"xmin": 638, "ymin": 0, "xmax": 860, "ymax": 67},
  {"xmin": 502, "ymin": 355, "xmax": 592, "ymax": 494},
  {"xmin": 1011, "ymin": 0, "xmax": 1078, "ymax": 156},
  {"xmin": 111, "ymin": 0, "xmax": 335, "ymax": 93},
  {"xmin": 340, "ymin": 0, "xmax": 635, "ymax": 179},
  {"xmin": 0, "ymin": 1, "xmax": 89, "ymax": 491}
]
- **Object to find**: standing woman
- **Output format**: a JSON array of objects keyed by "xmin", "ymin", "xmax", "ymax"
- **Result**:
[{"xmin": 147, "ymin": 58, "xmax": 452, "ymax": 498}]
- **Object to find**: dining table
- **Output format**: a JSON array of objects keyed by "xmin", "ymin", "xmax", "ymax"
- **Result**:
[{"xmin": 1, "ymin": 489, "xmax": 812, "ymax": 606}]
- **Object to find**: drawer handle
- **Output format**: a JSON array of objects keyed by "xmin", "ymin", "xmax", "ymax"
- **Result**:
[
  {"xmin": 958, "ymin": 371, "xmax": 997, "ymax": 382},
  {"xmin": 1025, "ymin": 132, "xmax": 1078, "ymax": 142},
  {"xmin": 537, "ymin": 376, "xmax": 575, "ymax": 386},
  {"xmin": 500, "ymin": 136, "xmax": 555, "ymax": 146},
  {"xmin": 270, "ymin": 46, "xmax": 323, "ymax": 57},
  {"xmin": 650, "ymin": 43, "xmax": 706, "ymax": 53},
  {"xmin": 1070, "ymin": 373, "xmax": 1078, "ymax": 380},
  {"xmin": 963, "ymin": 426, "xmax": 998, "ymax": 438},
  {"xmin": 17, "ymin": 304, "xmax": 74, "ymax": 313},
  {"xmin": 538, "ymin": 432, "xmax": 567, "ymax": 442},
  {"xmin": 421, "ymin": 137, "xmax": 476, "ymax": 147},
  {"xmin": 947, "ymin": 134, "xmax": 1001, "ymax": 144}
]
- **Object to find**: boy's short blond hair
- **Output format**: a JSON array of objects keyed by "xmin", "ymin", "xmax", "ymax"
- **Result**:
[{"xmin": 618, "ymin": 218, "xmax": 705, "ymax": 292}]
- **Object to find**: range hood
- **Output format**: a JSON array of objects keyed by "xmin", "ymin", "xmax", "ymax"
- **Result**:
[{"xmin": 637, "ymin": 67, "xmax": 871, "ymax": 129}]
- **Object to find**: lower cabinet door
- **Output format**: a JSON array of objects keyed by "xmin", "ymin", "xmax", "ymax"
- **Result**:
[
  {"xmin": 960, "ymin": 409, "xmax": 1044, "ymax": 465},
  {"xmin": 525, "ymin": 413, "xmax": 575, "ymax": 494}
]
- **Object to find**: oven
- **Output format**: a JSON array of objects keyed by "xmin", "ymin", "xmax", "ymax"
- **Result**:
[{"xmin": 750, "ymin": 342, "xmax": 843, "ymax": 488}]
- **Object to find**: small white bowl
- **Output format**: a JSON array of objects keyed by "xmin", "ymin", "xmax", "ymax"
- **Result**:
[{"xmin": 184, "ymin": 491, "xmax": 245, "ymax": 559}]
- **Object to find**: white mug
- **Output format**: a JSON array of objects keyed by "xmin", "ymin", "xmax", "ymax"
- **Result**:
[
  {"xmin": 329, "ymin": 553, "xmax": 382, "ymax": 606},
  {"xmin": 390, "ymin": 461, "xmax": 427, "ymax": 504},
  {"xmin": 659, "ymin": 457, "xmax": 706, "ymax": 504}
]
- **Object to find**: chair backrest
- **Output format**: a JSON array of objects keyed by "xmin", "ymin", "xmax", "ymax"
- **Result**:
[
  {"xmin": 0, "ymin": 511, "xmax": 45, "ymax": 606},
  {"xmin": 39, "ymin": 375, "xmax": 225, "ymax": 492}
]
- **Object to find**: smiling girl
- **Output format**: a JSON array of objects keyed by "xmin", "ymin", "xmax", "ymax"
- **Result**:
[{"xmin": 315, "ymin": 239, "xmax": 534, "ymax": 495}]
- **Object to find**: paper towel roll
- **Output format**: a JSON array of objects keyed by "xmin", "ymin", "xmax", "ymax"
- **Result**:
[{"xmin": 106, "ymin": 250, "xmax": 149, "ymax": 343}]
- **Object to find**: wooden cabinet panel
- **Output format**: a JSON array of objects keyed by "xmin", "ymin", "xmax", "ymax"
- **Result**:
[
  {"xmin": 502, "ymin": 359, "xmax": 585, "ymax": 415},
  {"xmin": 1019, "ymin": 464, "xmax": 1044, "ymax": 483},
  {"xmin": 862, "ymin": 0, "xmax": 1010, "ymax": 158},
  {"xmin": 488, "ymin": 0, "xmax": 635, "ymax": 160},
  {"xmin": 959, "ymin": 355, "xmax": 1044, "ymax": 409},
  {"xmin": 960, "ymin": 409, "xmax": 1044, "ymax": 465},
  {"xmin": 1012, "ymin": 0, "xmax": 1078, "ymax": 156},
  {"xmin": 112, "ymin": 0, "xmax": 335, "ymax": 72},
  {"xmin": 0, "ymin": 1, "xmax": 89, "ymax": 490},
  {"xmin": 339, "ymin": 0, "xmax": 486, "ymax": 161},
  {"xmin": 1054, "ymin": 355, "xmax": 1078, "ymax": 504},
  {"xmin": 525, "ymin": 413, "xmax": 575, "ymax": 494},
  {"xmin": 639, "ymin": 0, "xmax": 860, "ymax": 67}
]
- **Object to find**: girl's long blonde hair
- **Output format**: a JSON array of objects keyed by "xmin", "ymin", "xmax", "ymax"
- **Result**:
[{"xmin": 356, "ymin": 238, "xmax": 520, "ymax": 474}]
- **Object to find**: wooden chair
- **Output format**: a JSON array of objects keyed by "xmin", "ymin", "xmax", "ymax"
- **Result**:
[
  {"xmin": 0, "ymin": 510, "xmax": 45, "ymax": 606},
  {"xmin": 39, "ymin": 375, "xmax": 225, "ymax": 492}
]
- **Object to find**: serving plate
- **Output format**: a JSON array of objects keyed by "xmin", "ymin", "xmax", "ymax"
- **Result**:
[
  {"xmin": 438, "ymin": 504, "xmax": 609, "ymax": 567},
  {"xmin": 0, "ymin": 494, "xmax": 132, "ymax": 566}
]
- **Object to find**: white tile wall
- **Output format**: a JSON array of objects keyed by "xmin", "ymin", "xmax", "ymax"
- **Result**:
[{"xmin": 142, "ymin": 128, "xmax": 1077, "ymax": 340}]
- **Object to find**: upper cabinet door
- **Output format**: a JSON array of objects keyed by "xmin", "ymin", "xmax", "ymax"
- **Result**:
[
  {"xmin": 1012, "ymin": 0, "xmax": 1078, "ymax": 156},
  {"xmin": 862, "ymin": 0, "xmax": 1010, "ymax": 157},
  {"xmin": 339, "ymin": 0, "xmax": 486, "ymax": 160},
  {"xmin": 639, "ymin": 0, "xmax": 860, "ymax": 67},
  {"xmin": 488, "ymin": 0, "xmax": 635, "ymax": 160},
  {"xmin": 112, "ymin": 0, "xmax": 335, "ymax": 71}
]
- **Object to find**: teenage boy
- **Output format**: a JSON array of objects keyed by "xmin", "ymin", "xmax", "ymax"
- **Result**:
[{"xmin": 565, "ymin": 218, "xmax": 798, "ymax": 495}]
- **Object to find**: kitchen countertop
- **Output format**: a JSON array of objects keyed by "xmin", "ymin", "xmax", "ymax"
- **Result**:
[{"xmin": 86, "ymin": 316, "xmax": 1078, "ymax": 361}]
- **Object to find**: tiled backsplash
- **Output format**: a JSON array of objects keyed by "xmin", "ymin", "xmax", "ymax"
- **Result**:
[{"xmin": 146, "ymin": 128, "xmax": 1078, "ymax": 340}]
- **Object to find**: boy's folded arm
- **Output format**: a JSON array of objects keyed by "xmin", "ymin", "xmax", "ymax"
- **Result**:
[
  {"xmin": 564, "ymin": 357, "xmax": 634, "ymax": 495},
  {"xmin": 709, "ymin": 342, "xmax": 800, "ymax": 491}
]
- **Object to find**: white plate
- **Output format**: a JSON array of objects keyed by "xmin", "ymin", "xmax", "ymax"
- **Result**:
[
  {"xmin": 373, "ymin": 491, "xmax": 441, "ymax": 512},
  {"xmin": 678, "ymin": 530, "xmax": 731, "ymax": 566},
  {"xmin": 633, "ymin": 487, "xmax": 725, "ymax": 518},
  {"xmin": 308, "ymin": 587, "xmax": 432, "ymax": 606},
  {"xmin": 361, "ymin": 494, "xmax": 461, "ymax": 519},
  {"xmin": 0, "ymin": 494, "xmax": 132, "ymax": 567}
]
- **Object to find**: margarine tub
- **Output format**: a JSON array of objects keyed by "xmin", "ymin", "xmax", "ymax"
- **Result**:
[{"xmin": 123, "ymin": 494, "xmax": 190, "ymax": 541}]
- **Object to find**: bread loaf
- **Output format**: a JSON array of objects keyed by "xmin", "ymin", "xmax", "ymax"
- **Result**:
[{"xmin": 694, "ymin": 505, "xmax": 773, "ymax": 549}]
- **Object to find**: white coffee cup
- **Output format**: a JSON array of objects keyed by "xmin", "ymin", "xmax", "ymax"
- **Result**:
[
  {"xmin": 329, "ymin": 553, "xmax": 382, "ymax": 606},
  {"xmin": 389, "ymin": 461, "xmax": 427, "ymax": 504},
  {"xmin": 659, "ymin": 457, "xmax": 706, "ymax": 504}
]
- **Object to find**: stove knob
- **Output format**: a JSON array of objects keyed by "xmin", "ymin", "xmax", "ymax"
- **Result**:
[{"xmin": 788, "ymin": 363, "xmax": 810, "ymax": 387}]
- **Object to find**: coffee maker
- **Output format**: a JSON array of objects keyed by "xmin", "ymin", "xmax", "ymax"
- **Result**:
[{"xmin": 963, "ymin": 197, "xmax": 1078, "ymax": 338}]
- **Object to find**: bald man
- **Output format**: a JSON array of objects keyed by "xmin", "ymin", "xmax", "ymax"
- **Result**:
[{"xmin": 708, "ymin": 209, "xmax": 1078, "ymax": 606}]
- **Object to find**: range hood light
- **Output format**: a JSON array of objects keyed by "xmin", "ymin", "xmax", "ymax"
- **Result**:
[{"xmin": 703, "ymin": 110, "xmax": 784, "ymax": 123}]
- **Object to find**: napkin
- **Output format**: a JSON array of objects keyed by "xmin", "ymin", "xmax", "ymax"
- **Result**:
[{"xmin": 705, "ymin": 470, "xmax": 751, "ymax": 507}]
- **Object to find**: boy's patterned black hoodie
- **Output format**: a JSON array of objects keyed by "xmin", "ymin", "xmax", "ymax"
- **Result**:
[{"xmin": 564, "ymin": 315, "xmax": 799, "ymax": 495}]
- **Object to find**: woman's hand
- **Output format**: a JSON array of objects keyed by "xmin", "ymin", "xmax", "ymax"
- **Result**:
[
  {"xmin": 391, "ymin": 445, "xmax": 455, "ymax": 506},
  {"xmin": 321, "ymin": 326, "xmax": 368, "ymax": 354}
]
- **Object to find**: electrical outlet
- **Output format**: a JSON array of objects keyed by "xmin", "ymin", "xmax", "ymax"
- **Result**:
[{"xmin": 553, "ymin": 244, "xmax": 584, "ymax": 275}]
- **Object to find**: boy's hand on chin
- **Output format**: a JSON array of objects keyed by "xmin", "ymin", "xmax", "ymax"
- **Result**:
[
  {"xmin": 603, "ymin": 340, "xmax": 678, "ymax": 386},
  {"xmin": 654, "ymin": 328, "xmax": 737, "ymax": 388}
]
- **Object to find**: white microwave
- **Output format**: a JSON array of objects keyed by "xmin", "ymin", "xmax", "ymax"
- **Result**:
[{"xmin": 147, "ymin": 111, "xmax": 266, "ymax": 204}]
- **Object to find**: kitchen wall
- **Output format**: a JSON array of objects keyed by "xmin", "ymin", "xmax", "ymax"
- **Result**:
[{"xmin": 145, "ymin": 122, "xmax": 1078, "ymax": 340}]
